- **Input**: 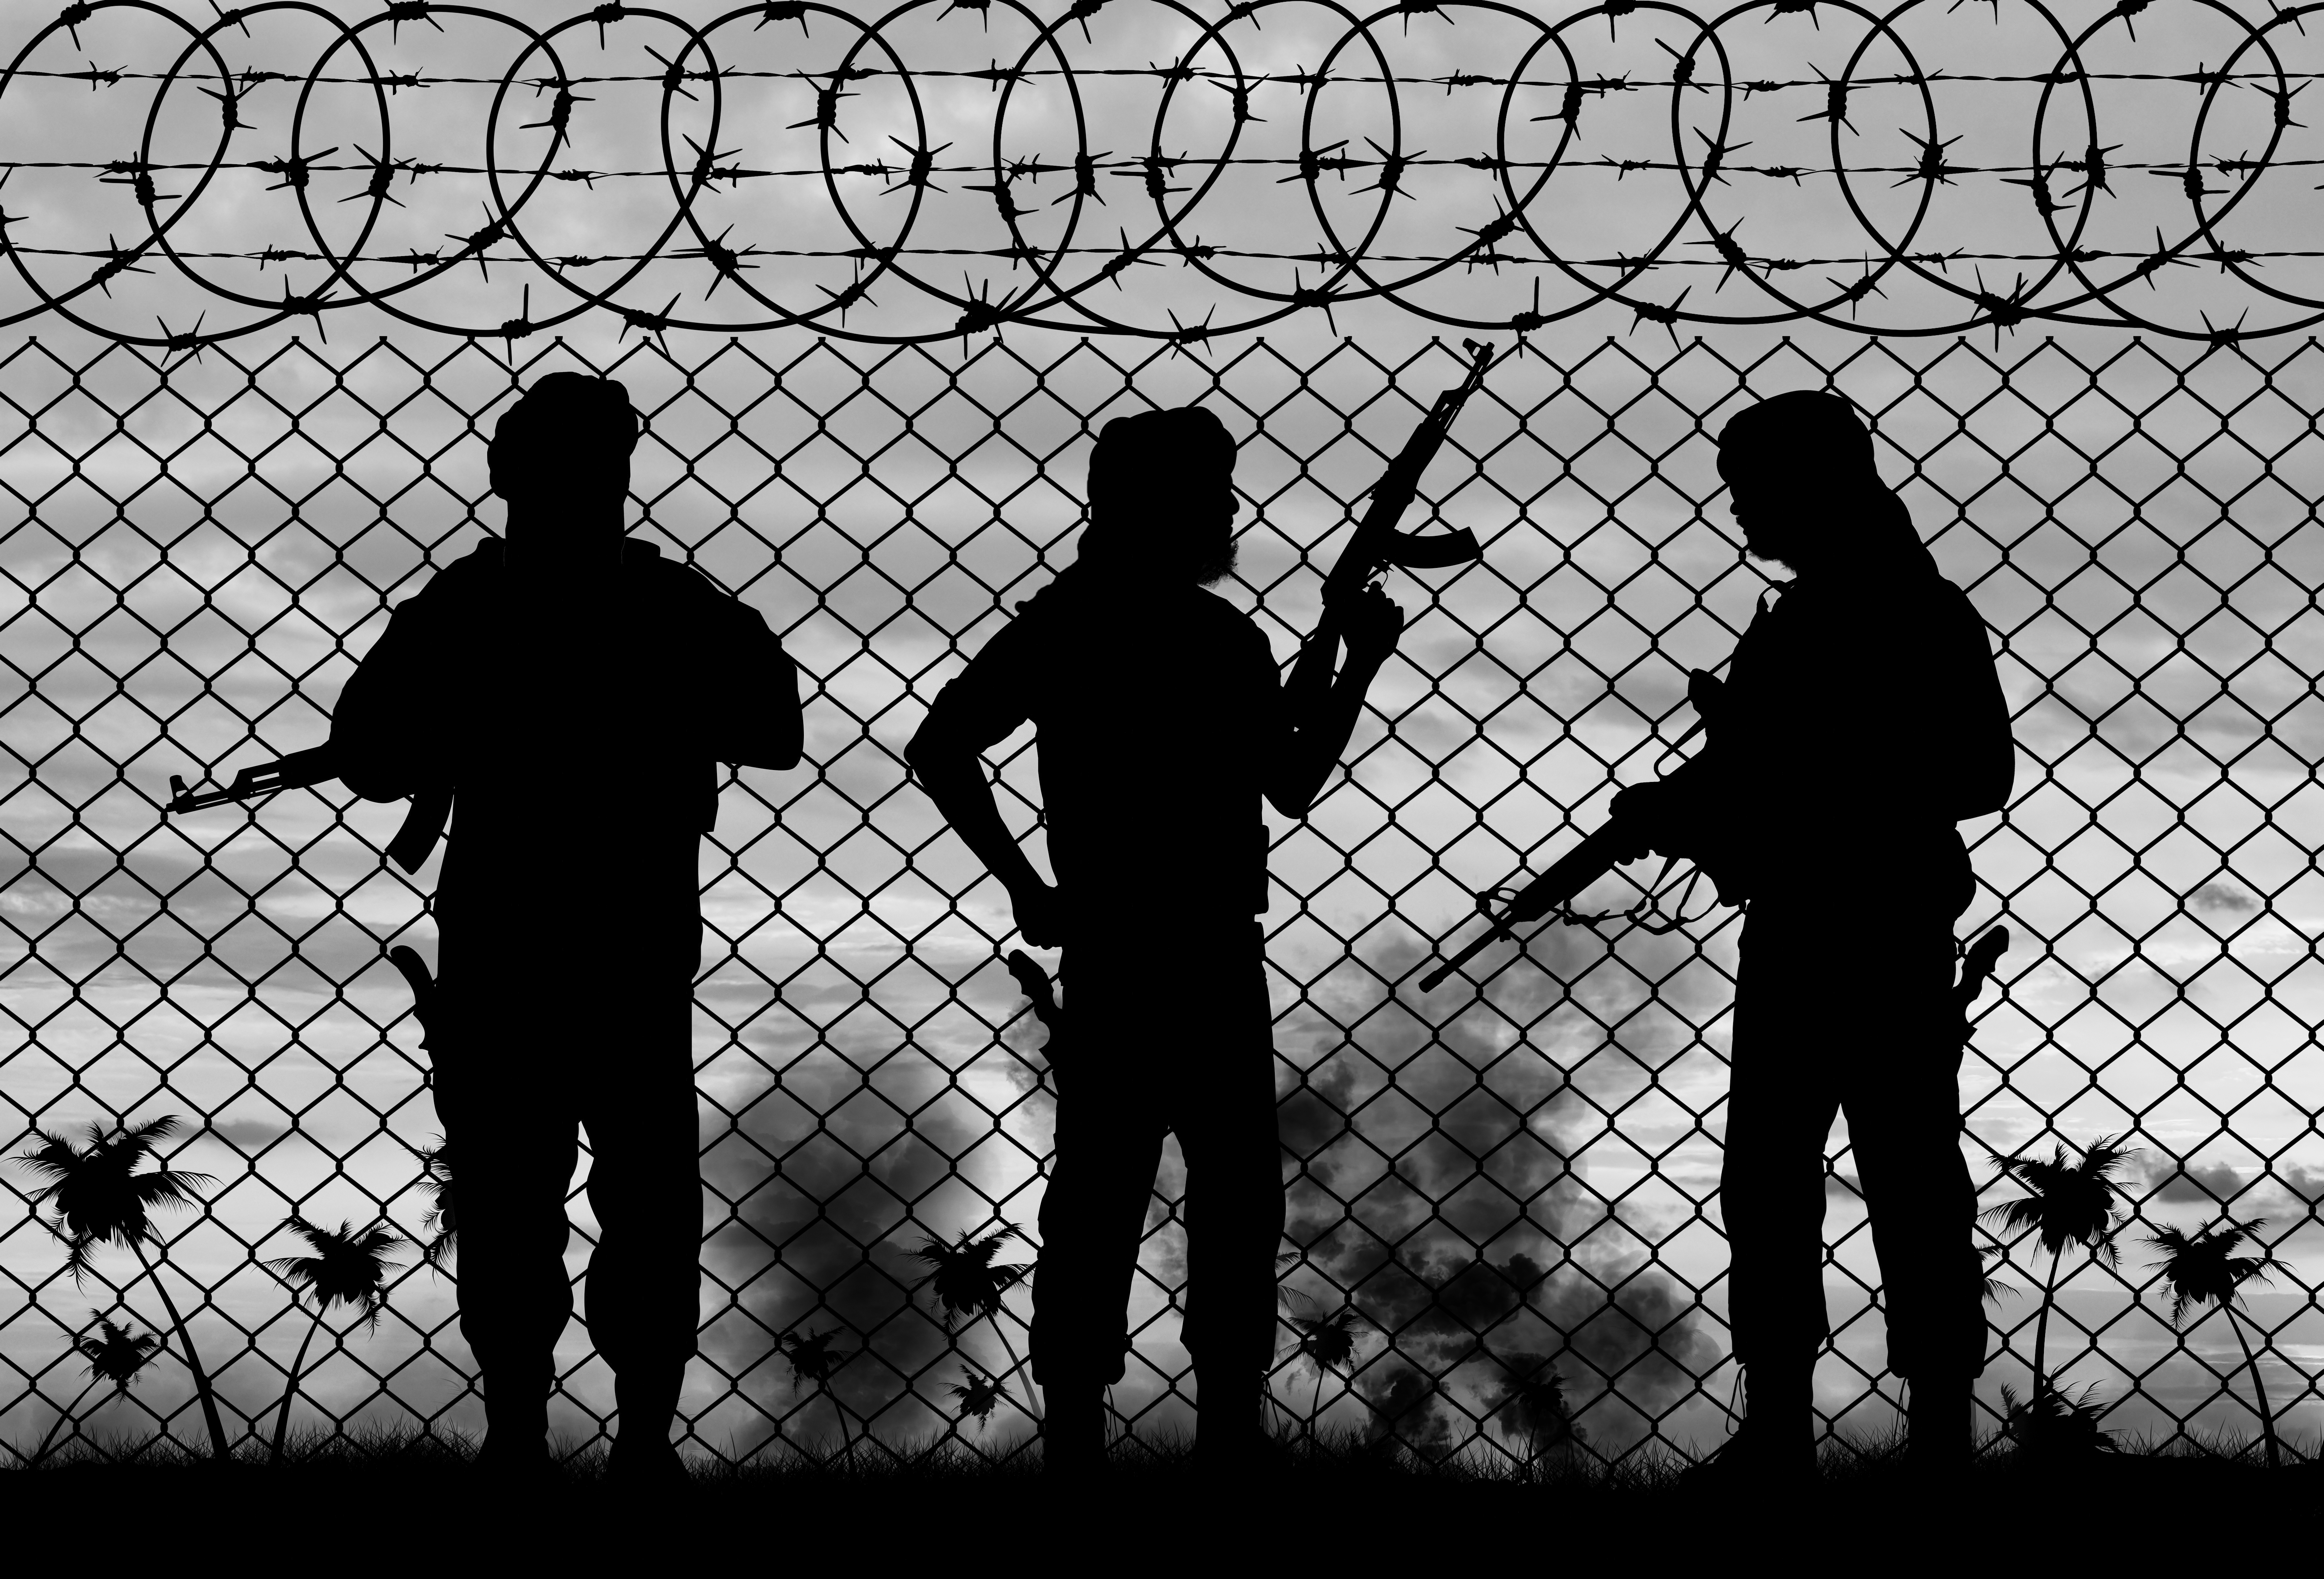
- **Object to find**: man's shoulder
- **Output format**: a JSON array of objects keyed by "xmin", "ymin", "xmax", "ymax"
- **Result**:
[
  {"xmin": 398, "ymin": 537, "xmax": 504, "ymax": 610},
  {"xmin": 623, "ymin": 540, "xmax": 761, "ymax": 618}
]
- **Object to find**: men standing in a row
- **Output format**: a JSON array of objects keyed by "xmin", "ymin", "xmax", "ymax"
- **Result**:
[
  {"xmin": 1609, "ymin": 391, "xmax": 2014, "ymax": 1480},
  {"xmin": 333, "ymin": 373, "xmax": 804, "ymax": 1481},
  {"xmin": 908, "ymin": 406, "xmax": 1405, "ymax": 1472}
]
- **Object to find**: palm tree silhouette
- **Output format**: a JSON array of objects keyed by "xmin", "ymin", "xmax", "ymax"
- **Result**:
[
  {"xmin": 261, "ymin": 1216, "xmax": 411, "ymax": 1462},
  {"xmin": 778, "ymin": 1324, "xmax": 857, "ymax": 1461},
  {"xmin": 909, "ymin": 1222, "xmax": 1040, "ymax": 1422},
  {"xmin": 13, "ymin": 1115, "xmax": 230, "ymax": 1458},
  {"xmin": 29, "ymin": 1312, "xmax": 163, "ymax": 1465},
  {"xmin": 413, "ymin": 1138, "xmax": 457, "ymax": 1272},
  {"xmin": 948, "ymin": 1367, "xmax": 1006, "ymax": 1435},
  {"xmin": 1486, "ymin": 1351, "xmax": 1583, "ymax": 1477},
  {"xmin": 1278, "ymin": 1287, "xmax": 1367, "ymax": 1440},
  {"xmin": 1980, "ymin": 1134, "xmax": 2136, "ymax": 1418},
  {"xmin": 2146, "ymin": 1217, "xmax": 2290, "ymax": 1469}
]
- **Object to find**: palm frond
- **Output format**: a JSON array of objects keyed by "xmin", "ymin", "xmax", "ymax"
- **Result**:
[
  {"xmin": 2146, "ymin": 1217, "xmax": 2287, "ymax": 1326},
  {"xmin": 262, "ymin": 1215, "xmax": 410, "ymax": 1328},
  {"xmin": 11, "ymin": 1115, "xmax": 214, "ymax": 1284},
  {"xmin": 73, "ymin": 1315, "xmax": 161, "ymax": 1389}
]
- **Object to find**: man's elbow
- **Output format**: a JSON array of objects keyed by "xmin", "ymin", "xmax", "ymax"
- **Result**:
[
  {"xmin": 1264, "ymin": 773, "xmax": 1318, "ymax": 822},
  {"xmin": 731, "ymin": 714, "xmax": 805, "ymax": 772},
  {"xmin": 904, "ymin": 723, "xmax": 962, "ymax": 786}
]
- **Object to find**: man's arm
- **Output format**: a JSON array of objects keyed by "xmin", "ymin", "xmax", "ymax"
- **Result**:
[
  {"xmin": 331, "ymin": 594, "xmax": 452, "ymax": 804},
  {"xmin": 904, "ymin": 620, "xmax": 1063, "ymax": 945},
  {"xmin": 1265, "ymin": 584, "xmax": 1406, "ymax": 818},
  {"xmin": 699, "ymin": 600, "xmax": 805, "ymax": 771}
]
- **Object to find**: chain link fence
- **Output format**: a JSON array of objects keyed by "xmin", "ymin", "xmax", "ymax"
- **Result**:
[{"xmin": 2, "ymin": 325, "xmax": 2320, "ymax": 1466}]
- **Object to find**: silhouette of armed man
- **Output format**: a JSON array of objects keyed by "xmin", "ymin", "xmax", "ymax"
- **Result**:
[
  {"xmin": 907, "ymin": 406, "xmax": 1403, "ymax": 1472},
  {"xmin": 331, "ymin": 372, "xmax": 804, "ymax": 1481},
  {"xmin": 1609, "ymin": 391, "xmax": 2013, "ymax": 1481}
]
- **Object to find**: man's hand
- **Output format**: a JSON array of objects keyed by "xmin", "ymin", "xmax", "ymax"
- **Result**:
[
  {"xmin": 1011, "ymin": 880, "xmax": 1068, "ymax": 949},
  {"xmin": 1334, "ymin": 583, "xmax": 1406, "ymax": 672},
  {"xmin": 1605, "ymin": 781, "xmax": 1672, "ymax": 863}
]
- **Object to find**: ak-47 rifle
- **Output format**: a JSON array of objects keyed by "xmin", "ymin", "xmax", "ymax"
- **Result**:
[
  {"xmin": 168, "ymin": 746, "xmax": 450, "ymax": 875},
  {"xmin": 1288, "ymin": 340, "xmax": 1497, "ymax": 703}
]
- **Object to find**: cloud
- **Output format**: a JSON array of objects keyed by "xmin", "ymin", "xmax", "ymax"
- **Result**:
[
  {"xmin": 2143, "ymin": 1156, "xmax": 2248, "ymax": 1206},
  {"xmin": 1355, "ymin": 1359, "xmax": 1462, "ymax": 1459},
  {"xmin": 2189, "ymin": 882, "xmax": 2260, "ymax": 917}
]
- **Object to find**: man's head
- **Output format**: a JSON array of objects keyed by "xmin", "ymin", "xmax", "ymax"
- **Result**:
[
  {"xmin": 1715, "ymin": 390, "xmax": 1883, "ymax": 573},
  {"xmin": 1082, "ymin": 405, "xmax": 1240, "ymax": 585},
  {"xmin": 488, "ymin": 372, "xmax": 641, "ymax": 523}
]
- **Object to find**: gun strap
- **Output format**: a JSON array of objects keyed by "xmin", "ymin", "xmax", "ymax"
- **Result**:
[{"xmin": 386, "ymin": 787, "xmax": 453, "ymax": 874}]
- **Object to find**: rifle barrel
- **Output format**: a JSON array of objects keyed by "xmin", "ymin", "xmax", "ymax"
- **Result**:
[
  {"xmin": 165, "ymin": 744, "xmax": 336, "ymax": 815},
  {"xmin": 1416, "ymin": 824, "xmax": 1627, "ymax": 995}
]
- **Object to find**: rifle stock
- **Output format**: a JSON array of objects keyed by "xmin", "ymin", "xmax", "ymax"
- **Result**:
[
  {"xmin": 168, "ymin": 746, "xmax": 449, "ymax": 875},
  {"xmin": 1416, "ymin": 820, "xmax": 1633, "ymax": 994}
]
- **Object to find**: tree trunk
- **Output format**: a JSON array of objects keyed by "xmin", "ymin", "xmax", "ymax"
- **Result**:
[
  {"xmin": 2029, "ymin": 1242, "xmax": 2063, "ymax": 1407},
  {"xmin": 29, "ymin": 1376, "xmax": 103, "ymax": 1466},
  {"xmin": 271, "ymin": 1309, "xmax": 325, "ymax": 1463},
  {"xmin": 1309, "ymin": 1367, "xmax": 1326, "ymax": 1443},
  {"xmin": 129, "ymin": 1240, "xmax": 230, "ymax": 1460},
  {"xmin": 827, "ymin": 1384, "xmax": 857, "ymax": 1469},
  {"xmin": 989, "ymin": 1312, "xmax": 1041, "ymax": 1422},
  {"xmin": 2224, "ymin": 1306, "xmax": 2279, "ymax": 1471}
]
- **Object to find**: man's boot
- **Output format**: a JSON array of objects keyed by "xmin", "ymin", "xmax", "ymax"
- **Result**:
[
  {"xmin": 1190, "ymin": 1367, "xmax": 1267, "ymax": 1476},
  {"xmin": 1683, "ymin": 1359, "xmax": 1816, "ymax": 1491},
  {"xmin": 474, "ymin": 1370, "xmax": 553, "ymax": 1483},
  {"xmin": 1043, "ymin": 1383, "xmax": 1108, "ymax": 1478},
  {"xmin": 606, "ymin": 1368, "xmax": 688, "ymax": 1488},
  {"xmin": 1904, "ymin": 1372, "xmax": 1972, "ymax": 1479}
]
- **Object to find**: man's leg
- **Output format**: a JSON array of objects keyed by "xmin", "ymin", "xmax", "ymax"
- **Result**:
[
  {"xmin": 1031, "ymin": 952, "xmax": 1169, "ymax": 1470},
  {"xmin": 435, "ymin": 991, "xmax": 580, "ymax": 1469},
  {"xmin": 1170, "ymin": 924, "xmax": 1283, "ymax": 1461},
  {"xmin": 1844, "ymin": 920, "xmax": 1984, "ymax": 1470},
  {"xmin": 578, "ymin": 988, "xmax": 702, "ymax": 1480},
  {"xmin": 1719, "ymin": 908, "xmax": 1841, "ymax": 1476}
]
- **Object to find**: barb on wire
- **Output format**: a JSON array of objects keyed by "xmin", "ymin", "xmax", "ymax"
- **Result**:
[{"xmin": 0, "ymin": 0, "xmax": 2319, "ymax": 349}]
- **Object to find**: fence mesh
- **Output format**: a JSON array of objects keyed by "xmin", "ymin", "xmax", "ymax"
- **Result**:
[{"xmin": 2, "ymin": 326, "xmax": 2320, "ymax": 1466}]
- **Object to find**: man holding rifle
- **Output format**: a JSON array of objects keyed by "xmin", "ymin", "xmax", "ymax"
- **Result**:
[
  {"xmin": 907, "ymin": 404, "xmax": 1418, "ymax": 1474},
  {"xmin": 1586, "ymin": 391, "xmax": 2011, "ymax": 1480},
  {"xmin": 330, "ymin": 372, "xmax": 804, "ymax": 1482}
]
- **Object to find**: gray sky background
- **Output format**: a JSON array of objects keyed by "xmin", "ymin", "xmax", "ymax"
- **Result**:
[{"xmin": 3, "ymin": 0, "xmax": 2321, "ymax": 1464}]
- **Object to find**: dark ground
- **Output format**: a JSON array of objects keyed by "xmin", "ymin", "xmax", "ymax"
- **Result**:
[{"xmin": 1, "ymin": 1427, "xmax": 2311, "ymax": 1563}]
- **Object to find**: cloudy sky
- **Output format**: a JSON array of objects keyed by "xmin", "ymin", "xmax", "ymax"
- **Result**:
[{"xmin": 2, "ymin": 0, "xmax": 2321, "ymax": 1463}]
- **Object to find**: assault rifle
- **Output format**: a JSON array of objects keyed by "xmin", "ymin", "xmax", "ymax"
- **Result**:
[
  {"xmin": 168, "ymin": 746, "xmax": 450, "ymax": 875},
  {"xmin": 1288, "ymin": 340, "xmax": 1497, "ymax": 702},
  {"xmin": 1416, "ymin": 668, "xmax": 1728, "ymax": 994},
  {"xmin": 1416, "ymin": 821, "xmax": 1640, "ymax": 994}
]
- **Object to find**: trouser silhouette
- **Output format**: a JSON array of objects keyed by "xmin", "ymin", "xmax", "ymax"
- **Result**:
[
  {"xmin": 1723, "ymin": 896, "xmax": 1986, "ymax": 1383},
  {"xmin": 1030, "ymin": 920, "xmax": 1283, "ymax": 1396},
  {"xmin": 432, "ymin": 964, "xmax": 702, "ymax": 1440}
]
